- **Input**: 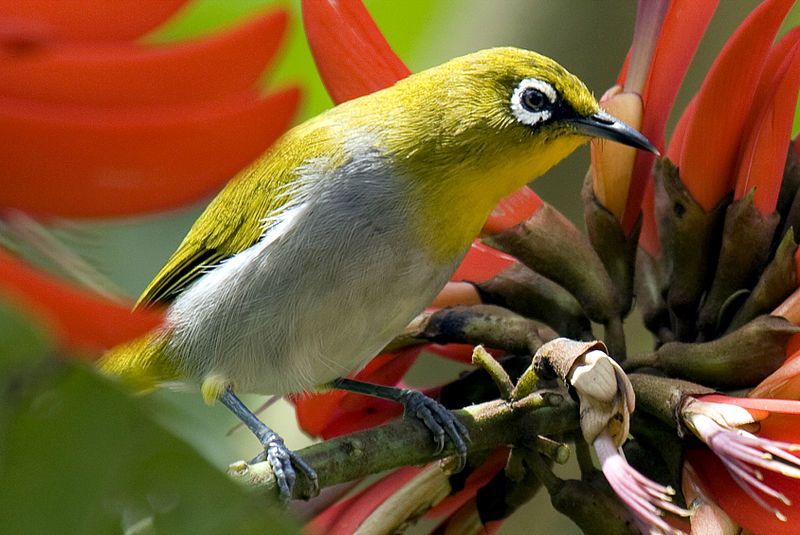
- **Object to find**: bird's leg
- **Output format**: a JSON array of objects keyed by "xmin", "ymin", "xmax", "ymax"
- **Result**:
[
  {"xmin": 330, "ymin": 377, "xmax": 469, "ymax": 470},
  {"xmin": 219, "ymin": 388, "xmax": 318, "ymax": 500}
]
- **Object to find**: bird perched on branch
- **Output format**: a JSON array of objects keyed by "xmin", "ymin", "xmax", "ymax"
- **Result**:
[{"xmin": 101, "ymin": 46, "xmax": 656, "ymax": 499}]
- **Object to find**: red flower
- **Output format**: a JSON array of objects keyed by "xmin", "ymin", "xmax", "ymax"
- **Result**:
[
  {"xmin": 0, "ymin": 0, "xmax": 190, "ymax": 42},
  {"xmin": 675, "ymin": 0, "xmax": 795, "ymax": 214},
  {"xmin": 684, "ymin": 395, "xmax": 800, "ymax": 534},
  {"xmin": 0, "ymin": 248, "xmax": 163, "ymax": 354},
  {"xmin": 594, "ymin": 0, "xmax": 719, "ymax": 240},
  {"xmin": 601, "ymin": 1, "xmax": 800, "ymax": 532},
  {"xmin": 306, "ymin": 448, "xmax": 509, "ymax": 535},
  {"xmin": 628, "ymin": 0, "xmax": 798, "ymax": 254},
  {"xmin": 0, "ymin": 2, "xmax": 300, "ymax": 354},
  {"xmin": 0, "ymin": 8, "xmax": 298, "ymax": 218}
]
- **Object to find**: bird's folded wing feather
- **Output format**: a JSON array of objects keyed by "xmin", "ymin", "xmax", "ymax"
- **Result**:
[{"xmin": 136, "ymin": 154, "xmax": 301, "ymax": 308}]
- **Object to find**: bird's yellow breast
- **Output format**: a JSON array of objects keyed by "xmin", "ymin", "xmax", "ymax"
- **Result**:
[{"xmin": 397, "ymin": 133, "xmax": 586, "ymax": 263}]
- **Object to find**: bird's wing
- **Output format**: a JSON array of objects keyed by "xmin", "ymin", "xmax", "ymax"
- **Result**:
[{"xmin": 136, "ymin": 153, "xmax": 301, "ymax": 308}]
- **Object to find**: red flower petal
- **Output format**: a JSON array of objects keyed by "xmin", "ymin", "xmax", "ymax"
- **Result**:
[
  {"xmin": 0, "ymin": 0, "xmax": 189, "ymax": 43},
  {"xmin": 430, "ymin": 282, "xmax": 482, "ymax": 309},
  {"xmin": 292, "ymin": 344, "xmax": 481, "ymax": 439},
  {"xmin": 0, "ymin": 11, "xmax": 288, "ymax": 106},
  {"xmin": 678, "ymin": 0, "xmax": 795, "ymax": 212},
  {"xmin": 665, "ymin": 95, "xmax": 696, "ymax": 164},
  {"xmin": 757, "ymin": 411, "xmax": 800, "ymax": 445},
  {"xmin": 0, "ymin": 249, "xmax": 163, "ymax": 355},
  {"xmin": 688, "ymin": 447, "xmax": 800, "ymax": 535},
  {"xmin": 700, "ymin": 394, "xmax": 800, "ymax": 417},
  {"xmin": 621, "ymin": 0, "xmax": 719, "ymax": 232},
  {"xmin": 616, "ymin": 49, "xmax": 630, "ymax": 87},
  {"xmin": 0, "ymin": 87, "xmax": 300, "ymax": 217},
  {"xmin": 421, "ymin": 343, "xmax": 491, "ymax": 365},
  {"xmin": 312, "ymin": 397, "xmax": 404, "ymax": 439},
  {"xmin": 307, "ymin": 466, "xmax": 424, "ymax": 535},
  {"xmin": 451, "ymin": 241, "xmax": 515, "ymax": 283},
  {"xmin": 482, "ymin": 186, "xmax": 543, "ymax": 235},
  {"xmin": 301, "ymin": 0, "xmax": 410, "ymax": 104},
  {"xmin": 750, "ymin": 357, "xmax": 800, "ymax": 400},
  {"xmin": 426, "ymin": 447, "xmax": 509, "ymax": 518},
  {"xmin": 734, "ymin": 29, "xmax": 800, "ymax": 215},
  {"xmin": 293, "ymin": 347, "xmax": 423, "ymax": 438},
  {"xmin": 638, "ymin": 181, "xmax": 660, "ymax": 256}
]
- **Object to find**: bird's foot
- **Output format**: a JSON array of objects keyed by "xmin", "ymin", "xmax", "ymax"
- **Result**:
[
  {"xmin": 398, "ymin": 389, "xmax": 470, "ymax": 470},
  {"xmin": 252, "ymin": 431, "xmax": 319, "ymax": 500}
]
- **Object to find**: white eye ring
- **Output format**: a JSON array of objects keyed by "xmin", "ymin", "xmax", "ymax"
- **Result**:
[{"xmin": 511, "ymin": 78, "xmax": 557, "ymax": 127}]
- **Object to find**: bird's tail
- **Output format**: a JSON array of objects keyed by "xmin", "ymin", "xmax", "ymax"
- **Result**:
[{"xmin": 99, "ymin": 332, "xmax": 179, "ymax": 394}]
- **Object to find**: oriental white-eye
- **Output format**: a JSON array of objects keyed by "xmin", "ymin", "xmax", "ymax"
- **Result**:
[{"xmin": 101, "ymin": 47, "xmax": 656, "ymax": 499}]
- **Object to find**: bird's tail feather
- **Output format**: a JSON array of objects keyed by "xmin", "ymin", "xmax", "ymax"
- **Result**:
[{"xmin": 99, "ymin": 332, "xmax": 179, "ymax": 394}]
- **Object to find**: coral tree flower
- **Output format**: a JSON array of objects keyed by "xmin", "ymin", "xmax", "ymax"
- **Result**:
[
  {"xmin": 683, "ymin": 395, "xmax": 800, "ymax": 534},
  {"xmin": 0, "ymin": 2, "xmax": 301, "ymax": 354},
  {"xmin": 617, "ymin": 0, "xmax": 800, "ymax": 530},
  {"xmin": 587, "ymin": 0, "xmax": 800, "ymax": 532},
  {"xmin": 592, "ymin": 0, "xmax": 719, "ymax": 239},
  {"xmin": 0, "ymin": 7, "xmax": 298, "ymax": 218}
]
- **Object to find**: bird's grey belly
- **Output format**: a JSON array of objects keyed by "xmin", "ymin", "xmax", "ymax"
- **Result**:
[{"xmin": 164, "ymin": 193, "xmax": 460, "ymax": 396}]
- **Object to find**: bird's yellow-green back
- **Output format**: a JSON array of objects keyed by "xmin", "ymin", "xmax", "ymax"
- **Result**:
[
  {"xmin": 102, "ymin": 47, "xmax": 611, "ymax": 393},
  {"xmin": 136, "ymin": 47, "xmax": 598, "ymax": 308}
]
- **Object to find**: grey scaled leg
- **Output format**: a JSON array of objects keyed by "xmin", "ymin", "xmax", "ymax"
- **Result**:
[
  {"xmin": 331, "ymin": 377, "xmax": 469, "ymax": 469},
  {"xmin": 220, "ymin": 388, "xmax": 318, "ymax": 499}
]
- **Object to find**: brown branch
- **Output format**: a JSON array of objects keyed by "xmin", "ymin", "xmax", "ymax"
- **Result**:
[{"xmin": 228, "ymin": 389, "xmax": 579, "ymax": 500}]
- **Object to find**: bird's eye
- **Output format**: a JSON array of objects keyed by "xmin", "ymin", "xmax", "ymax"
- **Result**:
[
  {"xmin": 511, "ymin": 78, "xmax": 557, "ymax": 127},
  {"xmin": 520, "ymin": 88, "xmax": 547, "ymax": 112}
]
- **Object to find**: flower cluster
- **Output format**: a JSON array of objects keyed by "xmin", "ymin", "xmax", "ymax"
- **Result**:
[
  {"xmin": 292, "ymin": 1, "xmax": 800, "ymax": 533},
  {"xmin": 5, "ymin": 1, "xmax": 800, "ymax": 535}
]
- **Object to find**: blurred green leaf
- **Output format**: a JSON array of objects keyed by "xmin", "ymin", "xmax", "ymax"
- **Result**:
[
  {"xmin": 0, "ymin": 297, "xmax": 54, "ymax": 375},
  {"xmin": 0, "ymin": 359, "xmax": 299, "ymax": 535}
]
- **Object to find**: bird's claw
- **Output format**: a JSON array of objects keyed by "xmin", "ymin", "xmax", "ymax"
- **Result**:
[
  {"xmin": 255, "ymin": 433, "xmax": 319, "ymax": 500},
  {"xmin": 400, "ymin": 389, "xmax": 470, "ymax": 471}
]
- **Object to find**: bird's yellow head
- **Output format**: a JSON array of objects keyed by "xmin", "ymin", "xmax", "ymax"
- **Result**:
[{"xmin": 349, "ymin": 47, "xmax": 654, "ymax": 260}]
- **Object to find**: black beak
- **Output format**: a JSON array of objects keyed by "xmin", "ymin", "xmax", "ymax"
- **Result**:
[{"xmin": 568, "ymin": 110, "xmax": 659, "ymax": 155}]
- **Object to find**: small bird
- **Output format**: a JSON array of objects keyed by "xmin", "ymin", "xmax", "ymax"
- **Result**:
[{"xmin": 101, "ymin": 46, "xmax": 655, "ymax": 498}]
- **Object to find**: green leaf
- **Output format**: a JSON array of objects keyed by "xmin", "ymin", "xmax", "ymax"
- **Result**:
[
  {"xmin": 0, "ymin": 297, "xmax": 54, "ymax": 375},
  {"xmin": 0, "ymin": 359, "xmax": 300, "ymax": 535}
]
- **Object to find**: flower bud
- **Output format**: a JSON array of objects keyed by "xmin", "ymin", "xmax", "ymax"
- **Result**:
[
  {"xmin": 533, "ymin": 338, "xmax": 634, "ymax": 446},
  {"xmin": 653, "ymin": 158, "xmax": 730, "ymax": 339},
  {"xmin": 590, "ymin": 87, "xmax": 644, "ymax": 223},
  {"xmin": 630, "ymin": 315, "xmax": 800, "ymax": 388},
  {"xmin": 727, "ymin": 229, "xmax": 798, "ymax": 332},
  {"xmin": 697, "ymin": 190, "xmax": 780, "ymax": 337},
  {"xmin": 473, "ymin": 262, "xmax": 591, "ymax": 340}
]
